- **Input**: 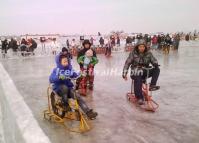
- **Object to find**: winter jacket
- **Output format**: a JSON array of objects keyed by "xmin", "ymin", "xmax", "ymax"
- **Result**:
[
  {"xmin": 77, "ymin": 55, "xmax": 98, "ymax": 67},
  {"xmin": 2, "ymin": 40, "xmax": 8, "ymax": 50},
  {"xmin": 123, "ymin": 40, "xmax": 158, "ymax": 77},
  {"xmin": 49, "ymin": 54, "xmax": 79, "ymax": 92}
]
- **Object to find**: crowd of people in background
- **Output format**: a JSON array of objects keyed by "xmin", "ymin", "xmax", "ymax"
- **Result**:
[
  {"xmin": 0, "ymin": 31, "xmax": 198, "ymax": 59},
  {"xmin": 0, "ymin": 37, "xmax": 37, "ymax": 58}
]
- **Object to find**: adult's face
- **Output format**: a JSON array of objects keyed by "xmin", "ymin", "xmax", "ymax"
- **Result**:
[
  {"xmin": 84, "ymin": 44, "xmax": 90, "ymax": 49},
  {"xmin": 138, "ymin": 45, "xmax": 146, "ymax": 53}
]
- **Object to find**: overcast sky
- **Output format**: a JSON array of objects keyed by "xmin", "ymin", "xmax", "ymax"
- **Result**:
[{"xmin": 0, "ymin": 0, "xmax": 199, "ymax": 35}]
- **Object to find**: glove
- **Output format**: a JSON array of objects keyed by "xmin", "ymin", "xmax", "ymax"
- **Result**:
[{"xmin": 59, "ymin": 74, "xmax": 65, "ymax": 80}]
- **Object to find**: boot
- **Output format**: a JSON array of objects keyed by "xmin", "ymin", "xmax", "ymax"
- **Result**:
[
  {"xmin": 86, "ymin": 109, "xmax": 98, "ymax": 120},
  {"xmin": 149, "ymin": 85, "xmax": 160, "ymax": 91},
  {"xmin": 138, "ymin": 99, "xmax": 144, "ymax": 105}
]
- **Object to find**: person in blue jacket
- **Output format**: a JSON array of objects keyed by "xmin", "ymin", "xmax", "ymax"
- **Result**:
[{"xmin": 49, "ymin": 53, "xmax": 98, "ymax": 120}]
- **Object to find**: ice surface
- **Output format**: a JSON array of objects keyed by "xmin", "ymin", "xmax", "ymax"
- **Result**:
[{"xmin": 1, "ymin": 40, "xmax": 199, "ymax": 143}]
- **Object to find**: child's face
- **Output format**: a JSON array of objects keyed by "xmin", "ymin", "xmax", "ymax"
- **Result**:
[
  {"xmin": 61, "ymin": 58, "xmax": 68, "ymax": 67},
  {"xmin": 86, "ymin": 49, "xmax": 93, "ymax": 57}
]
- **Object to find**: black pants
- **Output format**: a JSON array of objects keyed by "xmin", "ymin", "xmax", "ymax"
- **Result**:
[
  {"xmin": 131, "ymin": 67, "xmax": 160, "ymax": 100},
  {"xmin": 57, "ymin": 85, "xmax": 90, "ymax": 113}
]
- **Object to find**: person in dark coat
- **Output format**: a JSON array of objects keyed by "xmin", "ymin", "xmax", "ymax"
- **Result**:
[
  {"xmin": 55, "ymin": 47, "xmax": 73, "ymax": 65},
  {"xmin": 122, "ymin": 40, "xmax": 160, "ymax": 105},
  {"xmin": 66, "ymin": 39, "xmax": 70, "ymax": 49},
  {"xmin": 173, "ymin": 34, "xmax": 180, "ymax": 50},
  {"xmin": 1, "ymin": 39, "xmax": 8, "ymax": 58},
  {"xmin": 99, "ymin": 37, "xmax": 104, "ymax": 47},
  {"xmin": 77, "ymin": 40, "xmax": 97, "ymax": 62},
  {"xmin": 117, "ymin": 36, "xmax": 120, "ymax": 46},
  {"xmin": 9, "ymin": 38, "xmax": 18, "ymax": 52},
  {"xmin": 77, "ymin": 40, "xmax": 98, "ymax": 94}
]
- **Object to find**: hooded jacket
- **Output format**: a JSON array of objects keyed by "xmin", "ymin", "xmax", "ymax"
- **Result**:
[
  {"xmin": 49, "ymin": 54, "xmax": 79, "ymax": 92},
  {"xmin": 123, "ymin": 40, "xmax": 158, "ymax": 77}
]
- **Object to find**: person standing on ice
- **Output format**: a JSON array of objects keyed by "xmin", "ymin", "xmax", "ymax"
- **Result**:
[
  {"xmin": 1, "ymin": 38, "xmax": 8, "ymax": 58},
  {"xmin": 99, "ymin": 37, "xmax": 104, "ymax": 48},
  {"xmin": 90, "ymin": 37, "xmax": 94, "ymax": 46},
  {"xmin": 66, "ymin": 39, "xmax": 70, "ymax": 49},
  {"xmin": 51, "ymin": 38, "xmax": 60, "ymax": 55},
  {"xmin": 40, "ymin": 37, "xmax": 46, "ymax": 53},
  {"xmin": 122, "ymin": 39, "xmax": 160, "ymax": 105},
  {"xmin": 77, "ymin": 49, "xmax": 98, "ymax": 95},
  {"xmin": 76, "ymin": 40, "xmax": 98, "ymax": 95},
  {"xmin": 117, "ymin": 35, "xmax": 120, "ymax": 47},
  {"xmin": 8, "ymin": 38, "xmax": 18, "ymax": 56},
  {"xmin": 152, "ymin": 35, "xmax": 158, "ymax": 50},
  {"xmin": 105, "ymin": 37, "xmax": 113, "ymax": 57}
]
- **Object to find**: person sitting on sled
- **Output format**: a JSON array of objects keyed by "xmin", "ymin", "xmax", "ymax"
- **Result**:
[
  {"xmin": 77, "ymin": 40, "xmax": 98, "ymax": 95},
  {"xmin": 122, "ymin": 39, "xmax": 160, "ymax": 105},
  {"xmin": 49, "ymin": 53, "xmax": 98, "ymax": 119}
]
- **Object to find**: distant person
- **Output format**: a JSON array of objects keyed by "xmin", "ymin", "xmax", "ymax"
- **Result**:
[
  {"xmin": 99, "ymin": 37, "xmax": 104, "ymax": 47},
  {"xmin": 126, "ymin": 36, "xmax": 132, "ymax": 46},
  {"xmin": 58, "ymin": 47, "xmax": 73, "ymax": 62},
  {"xmin": 28, "ymin": 38, "xmax": 37, "ymax": 55},
  {"xmin": 1, "ymin": 38, "xmax": 8, "ymax": 58},
  {"xmin": 136, "ymin": 34, "xmax": 143, "ymax": 41},
  {"xmin": 9, "ymin": 38, "xmax": 18, "ymax": 54},
  {"xmin": 185, "ymin": 34, "xmax": 190, "ymax": 41},
  {"xmin": 117, "ymin": 36, "xmax": 120, "ymax": 47},
  {"xmin": 20, "ymin": 38, "xmax": 28, "ymax": 56},
  {"xmin": 143, "ymin": 34, "xmax": 148, "ymax": 43},
  {"xmin": 66, "ymin": 39, "xmax": 70, "ymax": 49},
  {"xmin": 164, "ymin": 34, "xmax": 172, "ymax": 53},
  {"xmin": 51, "ymin": 38, "xmax": 59, "ymax": 55},
  {"xmin": 110, "ymin": 35, "xmax": 115, "ymax": 46},
  {"xmin": 157, "ymin": 35, "xmax": 162, "ymax": 50},
  {"xmin": 173, "ymin": 34, "xmax": 180, "ymax": 50},
  {"xmin": 105, "ymin": 38, "xmax": 113, "ymax": 56},
  {"xmin": 40, "ymin": 37, "xmax": 46, "ymax": 53},
  {"xmin": 152, "ymin": 35, "xmax": 158, "ymax": 50},
  {"xmin": 90, "ymin": 37, "xmax": 94, "ymax": 46}
]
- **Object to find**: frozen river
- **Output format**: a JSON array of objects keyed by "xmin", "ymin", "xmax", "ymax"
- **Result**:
[{"xmin": 1, "ymin": 40, "xmax": 199, "ymax": 143}]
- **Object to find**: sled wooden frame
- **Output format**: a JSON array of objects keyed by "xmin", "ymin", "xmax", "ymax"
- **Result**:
[
  {"xmin": 126, "ymin": 77, "xmax": 159, "ymax": 112},
  {"xmin": 43, "ymin": 85, "xmax": 92, "ymax": 133}
]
